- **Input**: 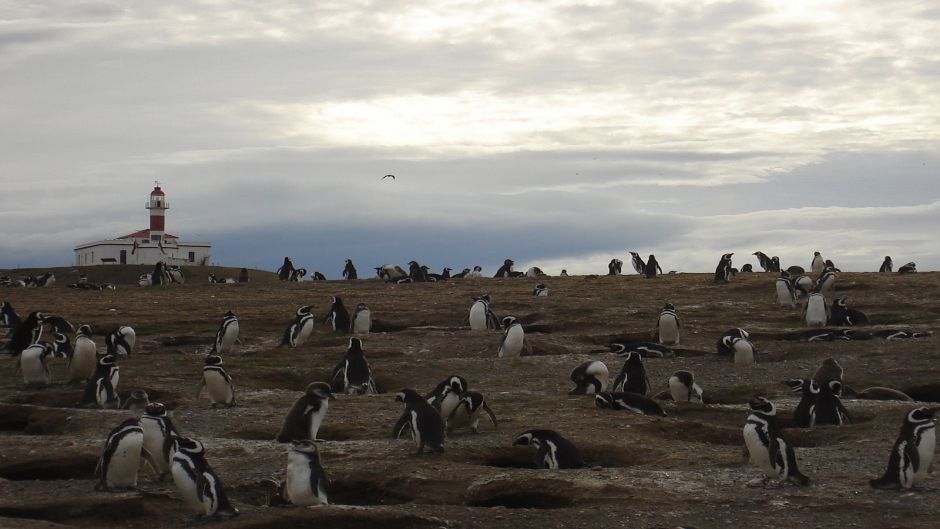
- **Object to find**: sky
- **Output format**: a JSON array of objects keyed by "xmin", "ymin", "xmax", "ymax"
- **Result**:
[{"xmin": 1, "ymin": 0, "xmax": 938, "ymax": 276}]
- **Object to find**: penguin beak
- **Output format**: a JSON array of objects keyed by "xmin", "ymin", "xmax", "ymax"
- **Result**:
[{"xmin": 329, "ymin": 393, "xmax": 336, "ymax": 401}]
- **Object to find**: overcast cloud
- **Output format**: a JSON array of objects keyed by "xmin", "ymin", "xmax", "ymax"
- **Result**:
[{"xmin": 1, "ymin": 0, "xmax": 938, "ymax": 275}]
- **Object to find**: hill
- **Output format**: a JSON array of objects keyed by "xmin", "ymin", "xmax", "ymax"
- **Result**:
[
  {"xmin": 0, "ymin": 265, "xmax": 280, "ymax": 287},
  {"xmin": 0, "ymin": 271, "xmax": 938, "ymax": 528}
]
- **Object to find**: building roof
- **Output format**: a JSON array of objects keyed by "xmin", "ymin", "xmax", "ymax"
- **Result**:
[
  {"xmin": 117, "ymin": 229, "xmax": 179, "ymax": 240},
  {"xmin": 150, "ymin": 186, "xmax": 165, "ymax": 196}
]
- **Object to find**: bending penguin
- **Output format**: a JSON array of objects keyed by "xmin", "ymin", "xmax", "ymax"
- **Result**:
[
  {"xmin": 569, "ymin": 360, "xmax": 608, "ymax": 395},
  {"xmin": 870, "ymin": 407, "xmax": 937, "ymax": 490},
  {"xmin": 595, "ymin": 391, "xmax": 666, "ymax": 416},
  {"xmin": 394, "ymin": 388, "xmax": 445, "ymax": 455},
  {"xmin": 277, "ymin": 382, "xmax": 334, "ymax": 443},
  {"xmin": 194, "ymin": 354, "xmax": 236, "ymax": 408},
  {"xmin": 513, "ymin": 430, "xmax": 584, "ymax": 469},
  {"xmin": 669, "ymin": 370, "xmax": 703, "ymax": 403},
  {"xmin": 106, "ymin": 326, "xmax": 136, "ymax": 357},
  {"xmin": 69, "ymin": 324, "xmax": 98, "ymax": 383},
  {"xmin": 743, "ymin": 396, "xmax": 810, "ymax": 486},
  {"xmin": 447, "ymin": 391, "xmax": 498, "ymax": 434}
]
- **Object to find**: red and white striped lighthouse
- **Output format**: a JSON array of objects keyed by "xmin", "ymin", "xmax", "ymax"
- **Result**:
[{"xmin": 145, "ymin": 183, "xmax": 168, "ymax": 241}]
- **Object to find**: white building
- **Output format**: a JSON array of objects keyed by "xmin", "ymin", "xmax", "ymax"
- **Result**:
[{"xmin": 73, "ymin": 185, "xmax": 211, "ymax": 266}]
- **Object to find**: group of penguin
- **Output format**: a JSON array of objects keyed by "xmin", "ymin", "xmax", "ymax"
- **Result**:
[{"xmin": 1, "ymin": 248, "xmax": 934, "ymax": 524}]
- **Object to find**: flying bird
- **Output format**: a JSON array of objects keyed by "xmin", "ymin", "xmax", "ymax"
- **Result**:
[{"xmin": 382, "ymin": 174, "xmax": 395, "ymax": 180}]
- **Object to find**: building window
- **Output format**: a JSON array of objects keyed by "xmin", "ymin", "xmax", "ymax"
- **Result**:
[
  {"xmin": 120, "ymin": 250, "xmax": 127, "ymax": 264},
  {"xmin": 188, "ymin": 251, "xmax": 195, "ymax": 263},
  {"xmin": 151, "ymin": 234, "xmax": 162, "ymax": 242}
]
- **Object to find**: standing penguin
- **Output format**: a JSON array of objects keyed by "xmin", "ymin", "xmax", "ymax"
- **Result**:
[
  {"xmin": 743, "ymin": 396, "xmax": 810, "ymax": 486},
  {"xmin": 447, "ymin": 391, "xmax": 498, "ymax": 434},
  {"xmin": 323, "ymin": 296, "xmax": 350, "ymax": 333},
  {"xmin": 277, "ymin": 382, "xmax": 334, "ymax": 443},
  {"xmin": 80, "ymin": 355, "xmax": 120, "ymax": 408},
  {"xmin": 0, "ymin": 301, "xmax": 20, "ymax": 334},
  {"xmin": 277, "ymin": 257, "xmax": 295, "ymax": 281},
  {"xmin": 643, "ymin": 255, "xmax": 664, "ymax": 278},
  {"xmin": 870, "ymin": 407, "xmax": 937, "ymax": 490},
  {"xmin": 194, "ymin": 355, "xmax": 236, "ymax": 408},
  {"xmin": 342, "ymin": 259, "xmax": 358, "ymax": 280},
  {"xmin": 213, "ymin": 311, "xmax": 239, "ymax": 354},
  {"xmin": 775, "ymin": 272, "xmax": 796, "ymax": 307},
  {"xmin": 611, "ymin": 351, "xmax": 650, "ymax": 395},
  {"xmin": 171, "ymin": 437, "xmax": 239, "ymax": 518},
  {"xmin": 569, "ymin": 360, "xmax": 609, "ymax": 395},
  {"xmin": 714, "ymin": 253, "xmax": 734, "ymax": 283},
  {"xmin": 494, "ymin": 259, "xmax": 515, "ymax": 278},
  {"xmin": 468, "ymin": 295, "xmax": 500, "ymax": 330},
  {"xmin": 8, "ymin": 311, "xmax": 44, "ymax": 356},
  {"xmin": 784, "ymin": 378, "xmax": 818, "ymax": 428},
  {"xmin": 19, "ymin": 335, "xmax": 71, "ymax": 387},
  {"xmin": 879, "ymin": 256, "xmax": 893, "ymax": 273},
  {"xmin": 512, "ymin": 430, "xmax": 584, "ymax": 469},
  {"xmin": 629, "ymin": 252, "xmax": 646, "ymax": 274},
  {"xmin": 814, "ymin": 380, "xmax": 851, "ymax": 426},
  {"xmin": 280, "ymin": 440, "xmax": 330, "ymax": 506},
  {"xmin": 330, "ymin": 338, "xmax": 377, "ymax": 395},
  {"xmin": 656, "ymin": 303, "xmax": 681, "ymax": 345},
  {"xmin": 280, "ymin": 305, "xmax": 316, "ymax": 347},
  {"xmin": 69, "ymin": 324, "xmax": 98, "ymax": 383},
  {"xmin": 753, "ymin": 251, "xmax": 773, "ymax": 272},
  {"xmin": 141, "ymin": 402, "xmax": 180, "ymax": 480},
  {"xmin": 96, "ymin": 418, "xmax": 148, "ymax": 491},
  {"xmin": 810, "ymin": 251, "xmax": 825, "ymax": 275},
  {"xmin": 497, "ymin": 316, "xmax": 526, "ymax": 358},
  {"xmin": 394, "ymin": 388, "xmax": 445, "ymax": 455},
  {"xmin": 608, "ymin": 259, "xmax": 623, "ymax": 275},
  {"xmin": 238, "ymin": 268, "xmax": 250, "ymax": 283},
  {"xmin": 106, "ymin": 326, "xmax": 136, "ymax": 357},
  {"xmin": 830, "ymin": 298, "xmax": 869, "ymax": 326},
  {"xmin": 803, "ymin": 293, "xmax": 829, "ymax": 327},
  {"xmin": 350, "ymin": 303, "xmax": 371, "ymax": 334},
  {"xmin": 669, "ymin": 371, "xmax": 703, "ymax": 403}
]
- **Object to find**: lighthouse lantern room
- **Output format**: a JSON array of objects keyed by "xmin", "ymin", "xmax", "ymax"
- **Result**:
[{"xmin": 73, "ymin": 184, "xmax": 211, "ymax": 266}]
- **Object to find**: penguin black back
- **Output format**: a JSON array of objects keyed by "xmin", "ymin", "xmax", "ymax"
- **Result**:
[{"xmin": 512, "ymin": 429, "xmax": 584, "ymax": 469}]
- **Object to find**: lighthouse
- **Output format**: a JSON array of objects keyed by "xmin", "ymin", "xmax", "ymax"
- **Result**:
[{"xmin": 73, "ymin": 184, "xmax": 211, "ymax": 266}]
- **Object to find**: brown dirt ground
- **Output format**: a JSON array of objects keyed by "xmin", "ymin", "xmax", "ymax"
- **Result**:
[{"xmin": 0, "ymin": 266, "xmax": 938, "ymax": 529}]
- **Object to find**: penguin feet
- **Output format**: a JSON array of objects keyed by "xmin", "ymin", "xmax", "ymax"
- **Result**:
[{"xmin": 746, "ymin": 477, "xmax": 773, "ymax": 488}]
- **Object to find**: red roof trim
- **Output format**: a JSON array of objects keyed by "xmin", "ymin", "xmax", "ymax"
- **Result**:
[{"xmin": 116, "ymin": 229, "xmax": 179, "ymax": 239}]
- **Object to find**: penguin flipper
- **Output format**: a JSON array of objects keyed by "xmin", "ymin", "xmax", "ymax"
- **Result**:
[
  {"xmin": 194, "ymin": 378, "xmax": 206, "ymax": 399},
  {"xmin": 329, "ymin": 362, "xmax": 345, "ymax": 393},
  {"xmin": 482, "ymin": 402, "xmax": 498, "ymax": 430},
  {"xmin": 392, "ymin": 412, "xmax": 411, "ymax": 439}
]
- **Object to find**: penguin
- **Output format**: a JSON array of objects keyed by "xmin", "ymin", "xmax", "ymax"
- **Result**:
[
  {"xmin": 741, "ymin": 264, "xmax": 753, "ymax": 273},
  {"xmin": 166, "ymin": 266, "xmax": 185, "ymax": 284},
  {"xmin": 468, "ymin": 295, "xmax": 500, "ymax": 330},
  {"xmin": 525, "ymin": 266, "xmax": 546, "ymax": 277},
  {"xmin": 452, "ymin": 268, "xmax": 471, "ymax": 278},
  {"xmin": 122, "ymin": 389, "xmax": 151, "ymax": 411},
  {"xmin": 811, "ymin": 251, "xmax": 825, "ymax": 275},
  {"xmin": 596, "ymin": 391, "xmax": 666, "ymax": 416},
  {"xmin": 277, "ymin": 257, "xmax": 295, "ymax": 281},
  {"xmin": 815, "ymin": 268, "xmax": 837, "ymax": 295},
  {"xmin": 446, "ymin": 391, "xmax": 498, "ymax": 433},
  {"xmin": 375, "ymin": 264, "xmax": 408, "ymax": 282},
  {"xmin": 343, "ymin": 259, "xmax": 358, "ymax": 280},
  {"xmin": 669, "ymin": 371, "xmax": 703, "ymax": 403},
  {"xmin": 753, "ymin": 251, "xmax": 773, "ymax": 272},
  {"xmin": 743, "ymin": 396, "xmax": 810, "ymax": 486},
  {"xmin": 440, "ymin": 267, "xmax": 452, "ymax": 280},
  {"xmin": 830, "ymin": 298, "xmax": 869, "ymax": 326},
  {"xmin": 559, "ymin": 269, "xmax": 569, "ymax": 277},
  {"xmin": 141, "ymin": 402, "xmax": 180, "ymax": 480},
  {"xmin": 726, "ymin": 336, "xmax": 758, "ymax": 364},
  {"xmin": 68, "ymin": 324, "xmax": 98, "ymax": 383},
  {"xmin": 469, "ymin": 265, "xmax": 483, "ymax": 278},
  {"xmin": 643, "ymin": 254, "xmax": 663, "ymax": 278},
  {"xmin": 497, "ymin": 316, "xmax": 526, "ymax": 358},
  {"xmin": 872, "ymin": 329, "xmax": 930, "ymax": 340},
  {"xmin": 802, "ymin": 293, "xmax": 829, "ymax": 327},
  {"xmin": 238, "ymin": 268, "xmax": 250, "ymax": 283},
  {"xmin": 532, "ymin": 283, "xmax": 549, "ymax": 297},
  {"xmin": 629, "ymin": 252, "xmax": 646, "ymax": 274},
  {"xmin": 608, "ymin": 259, "xmax": 623, "ymax": 275},
  {"xmin": 171, "ymin": 437, "xmax": 239, "ymax": 518},
  {"xmin": 323, "ymin": 296, "xmax": 350, "ymax": 333},
  {"xmin": 350, "ymin": 303, "xmax": 371, "ymax": 334},
  {"xmin": 569, "ymin": 360, "xmax": 608, "ymax": 395},
  {"xmin": 407, "ymin": 260, "xmax": 428, "ymax": 282},
  {"xmin": 844, "ymin": 386, "xmax": 913, "ymax": 402},
  {"xmin": 799, "ymin": 329, "xmax": 853, "ymax": 342},
  {"xmin": 290, "ymin": 268, "xmax": 308, "ymax": 282},
  {"xmin": 609, "ymin": 341, "xmax": 673, "ymax": 358},
  {"xmin": 715, "ymin": 328, "xmax": 749, "ymax": 356},
  {"xmin": 330, "ymin": 338, "xmax": 377, "ymax": 395},
  {"xmin": 214, "ymin": 311, "xmax": 239, "ymax": 354},
  {"xmin": 0, "ymin": 301, "xmax": 20, "ymax": 333},
  {"xmin": 512, "ymin": 430, "xmax": 584, "ymax": 469},
  {"xmin": 96, "ymin": 418, "xmax": 149, "ymax": 491},
  {"xmin": 611, "ymin": 351, "xmax": 649, "ymax": 395},
  {"xmin": 812, "ymin": 357, "xmax": 844, "ymax": 389},
  {"xmin": 775, "ymin": 272, "xmax": 796, "ymax": 307},
  {"xmin": 312, "ymin": 271, "xmax": 327, "ymax": 281},
  {"xmin": 151, "ymin": 261, "xmax": 167, "ymax": 286},
  {"xmin": 138, "ymin": 273, "xmax": 153, "ymax": 287},
  {"xmin": 713, "ymin": 253, "xmax": 734, "ymax": 283},
  {"xmin": 656, "ymin": 303, "xmax": 681, "ymax": 345},
  {"xmin": 282, "ymin": 440, "xmax": 329, "ymax": 506},
  {"xmin": 824, "ymin": 259, "xmax": 841, "ymax": 272},
  {"xmin": 770, "ymin": 256, "xmax": 781, "ymax": 272},
  {"xmin": 276, "ymin": 382, "xmax": 334, "ymax": 443},
  {"xmin": 784, "ymin": 378, "xmax": 818, "ymax": 428},
  {"xmin": 35, "ymin": 271, "xmax": 55, "ymax": 287},
  {"xmin": 280, "ymin": 305, "xmax": 316, "ymax": 347},
  {"xmin": 878, "ymin": 256, "xmax": 893, "ymax": 272},
  {"xmin": 394, "ymin": 388, "xmax": 445, "ymax": 454},
  {"xmin": 81, "ymin": 355, "xmax": 120, "ymax": 408},
  {"xmin": 814, "ymin": 380, "xmax": 851, "ymax": 426},
  {"xmin": 106, "ymin": 325, "xmax": 136, "ymax": 357},
  {"xmin": 8, "ymin": 310, "xmax": 44, "ymax": 356},
  {"xmin": 194, "ymin": 355, "xmax": 236, "ymax": 408},
  {"xmin": 19, "ymin": 335, "xmax": 71, "ymax": 387},
  {"xmin": 425, "ymin": 375, "xmax": 468, "ymax": 420},
  {"xmin": 870, "ymin": 407, "xmax": 937, "ymax": 490},
  {"xmin": 494, "ymin": 259, "xmax": 515, "ymax": 278},
  {"xmin": 792, "ymin": 274, "xmax": 814, "ymax": 297}
]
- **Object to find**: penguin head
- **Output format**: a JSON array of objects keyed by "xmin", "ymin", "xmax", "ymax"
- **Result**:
[
  {"xmin": 144, "ymin": 402, "xmax": 167, "ymax": 416},
  {"xmin": 98, "ymin": 354, "xmax": 117, "ymax": 367},
  {"xmin": 443, "ymin": 267, "xmax": 452, "ymax": 273},
  {"xmin": 345, "ymin": 259, "xmax": 352, "ymax": 265},
  {"xmin": 663, "ymin": 302, "xmax": 675, "ymax": 311},
  {"xmin": 129, "ymin": 389, "xmax": 149, "ymax": 401},
  {"xmin": 609, "ymin": 343, "xmax": 627, "ymax": 355},
  {"xmin": 504, "ymin": 259, "xmax": 513, "ymax": 266},
  {"xmin": 834, "ymin": 298, "xmax": 847, "ymax": 308},
  {"xmin": 720, "ymin": 335, "xmax": 737, "ymax": 350},
  {"xmin": 512, "ymin": 431, "xmax": 536, "ymax": 446},
  {"xmin": 447, "ymin": 375, "xmax": 467, "ymax": 394},
  {"xmin": 783, "ymin": 378, "xmax": 806, "ymax": 393},
  {"xmin": 77, "ymin": 324, "xmax": 93, "ymax": 336},
  {"xmin": 331, "ymin": 296, "xmax": 343, "ymax": 306},
  {"xmin": 594, "ymin": 392, "xmax": 614, "ymax": 409},
  {"xmin": 827, "ymin": 380, "xmax": 842, "ymax": 394},
  {"xmin": 356, "ymin": 303, "xmax": 368, "ymax": 311},
  {"xmin": 501, "ymin": 316, "xmax": 517, "ymax": 328},
  {"xmin": 224, "ymin": 310, "xmax": 235, "ymax": 318},
  {"xmin": 473, "ymin": 266, "xmax": 482, "ymax": 272},
  {"xmin": 747, "ymin": 396, "xmax": 776, "ymax": 415},
  {"xmin": 305, "ymin": 382, "xmax": 334, "ymax": 400},
  {"xmin": 814, "ymin": 251, "xmax": 821, "ymax": 256},
  {"xmin": 347, "ymin": 337, "xmax": 364, "ymax": 353},
  {"xmin": 395, "ymin": 388, "xmax": 421, "ymax": 403},
  {"xmin": 175, "ymin": 436, "xmax": 205, "ymax": 455},
  {"xmin": 672, "ymin": 370, "xmax": 695, "ymax": 387},
  {"xmin": 297, "ymin": 305, "xmax": 312, "ymax": 316},
  {"xmin": 52, "ymin": 333, "xmax": 72, "ymax": 357},
  {"xmin": 289, "ymin": 440, "xmax": 320, "ymax": 457},
  {"xmin": 908, "ymin": 407, "xmax": 938, "ymax": 424},
  {"xmin": 204, "ymin": 354, "xmax": 223, "ymax": 366}
]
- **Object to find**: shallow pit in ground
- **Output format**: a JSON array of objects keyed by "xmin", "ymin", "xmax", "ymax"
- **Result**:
[
  {"xmin": 482, "ymin": 445, "xmax": 664, "ymax": 469},
  {"xmin": 224, "ymin": 509, "xmax": 450, "ymax": 529},
  {"xmin": 0, "ymin": 404, "xmax": 72, "ymax": 435},
  {"xmin": 0, "ymin": 453, "xmax": 98, "ymax": 480}
]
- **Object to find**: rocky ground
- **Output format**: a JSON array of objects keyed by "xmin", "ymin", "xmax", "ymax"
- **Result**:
[{"xmin": 0, "ymin": 266, "xmax": 938, "ymax": 529}]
